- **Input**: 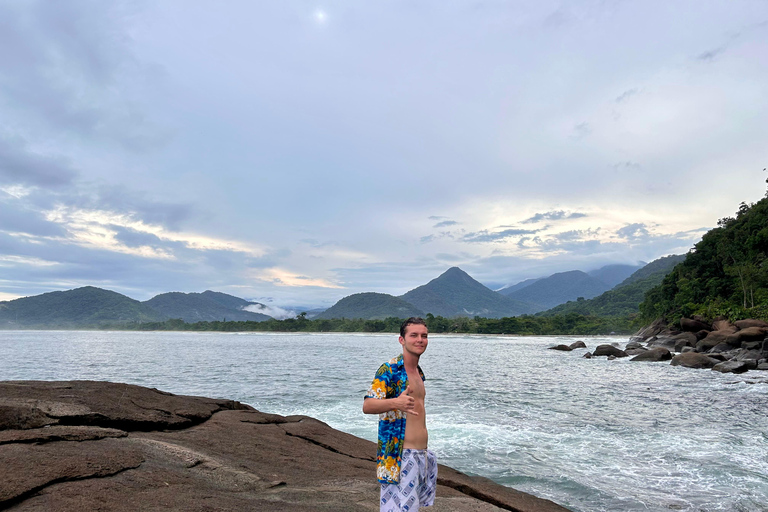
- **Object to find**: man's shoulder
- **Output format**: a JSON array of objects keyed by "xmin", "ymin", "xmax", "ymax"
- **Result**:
[{"xmin": 374, "ymin": 355, "xmax": 404, "ymax": 377}]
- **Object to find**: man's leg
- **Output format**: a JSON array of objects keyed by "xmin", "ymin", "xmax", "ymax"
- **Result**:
[
  {"xmin": 417, "ymin": 450, "xmax": 438, "ymax": 507},
  {"xmin": 380, "ymin": 450, "xmax": 420, "ymax": 511}
]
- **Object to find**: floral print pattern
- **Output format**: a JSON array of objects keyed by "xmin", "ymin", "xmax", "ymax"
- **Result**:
[{"xmin": 365, "ymin": 354, "xmax": 425, "ymax": 484}]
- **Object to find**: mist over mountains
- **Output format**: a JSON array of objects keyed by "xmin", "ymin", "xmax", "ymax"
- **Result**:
[{"xmin": 0, "ymin": 259, "xmax": 677, "ymax": 328}]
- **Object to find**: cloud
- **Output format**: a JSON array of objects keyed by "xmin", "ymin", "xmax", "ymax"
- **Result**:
[
  {"xmin": 697, "ymin": 47, "xmax": 725, "ymax": 61},
  {"xmin": 462, "ymin": 228, "xmax": 541, "ymax": 243},
  {"xmin": 253, "ymin": 268, "xmax": 343, "ymax": 289},
  {"xmin": 433, "ymin": 220, "xmax": 458, "ymax": 228},
  {"xmin": 616, "ymin": 223, "xmax": 651, "ymax": 240},
  {"xmin": 615, "ymin": 88, "xmax": 639, "ymax": 103},
  {"xmin": 0, "ymin": 136, "xmax": 77, "ymax": 188},
  {"xmin": 522, "ymin": 211, "xmax": 587, "ymax": 224},
  {"xmin": 243, "ymin": 303, "xmax": 297, "ymax": 320}
]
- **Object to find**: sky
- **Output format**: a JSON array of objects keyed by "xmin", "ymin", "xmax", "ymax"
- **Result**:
[{"xmin": 1, "ymin": 0, "xmax": 767, "ymax": 312}]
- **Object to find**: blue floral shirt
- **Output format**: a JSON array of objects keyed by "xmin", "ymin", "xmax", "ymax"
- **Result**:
[{"xmin": 364, "ymin": 354, "xmax": 425, "ymax": 484}]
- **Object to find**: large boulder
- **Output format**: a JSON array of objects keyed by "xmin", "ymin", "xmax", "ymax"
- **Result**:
[
  {"xmin": 734, "ymin": 319, "xmax": 768, "ymax": 330},
  {"xmin": 712, "ymin": 319, "xmax": 736, "ymax": 331},
  {"xmin": 631, "ymin": 318, "xmax": 668, "ymax": 342},
  {"xmin": 648, "ymin": 336, "xmax": 677, "ymax": 350},
  {"xmin": 680, "ymin": 317, "xmax": 711, "ymax": 333},
  {"xmin": 630, "ymin": 347, "xmax": 672, "ymax": 362},
  {"xmin": 593, "ymin": 344, "xmax": 628, "ymax": 358},
  {"xmin": 670, "ymin": 353, "xmax": 719, "ymax": 369},
  {"xmin": 569, "ymin": 341, "xmax": 587, "ymax": 350},
  {"xmin": 728, "ymin": 327, "xmax": 768, "ymax": 343},
  {"xmin": 709, "ymin": 342, "xmax": 738, "ymax": 354},
  {"xmin": 671, "ymin": 332, "xmax": 697, "ymax": 352},
  {"xmin": 0, "ymin": 381, "xmax": 570, "ymax": 512},
  {"xmin": 712, "ymin": 361, "xmax": 751, "ymax": 374},
  {"xmin": 548, "ymin": 345, "xmax": 573, "ymax": 351},
  {"xmin": 696, "ymin": 331, "xmax": 737, "ymax": 352}
]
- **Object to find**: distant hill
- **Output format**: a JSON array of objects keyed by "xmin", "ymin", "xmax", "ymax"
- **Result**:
[
  {"xmin": 541, "ymin": 254, "xmax": 685, "ymax": 317},
  {"xmin": 498, "ymin": 278, "xmax": 542, "ymax": 295},
  {"xmin": 399, "ymin": 267, "xmax": 540, "ymax": 318},
  {"xmin": 315, "ymin": 293, "xmax": 424, "ymax": 320},
  {"xmin": 503, "ymin": 270, "xmax": 611, "ymax": 311},
  {"xmin": 143, "ymin": 292, "xmax": 272, "ymax": 322},
  {"xmin": 587, "ymin": 263, "xmax": 644, "ymax": 288},
  {"xmin": 0, "ymin": 286, "xmax": 164, "ymax": 328}
]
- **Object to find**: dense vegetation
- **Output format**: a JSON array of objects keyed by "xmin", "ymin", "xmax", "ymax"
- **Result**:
[
  {"xmin": 112, "ymin": 311, "xmax": 636, "ymax": 335},
  {"xmin": 543, "ymin": 255, "xmax": 685, "ymax": 317},
  {"xmin": 640, "ymin": 192, "xmax": 768, "ymax": 324},
  {"xmin": 144, "ymin": 291, "xmax": 271, "ymax": 322}
]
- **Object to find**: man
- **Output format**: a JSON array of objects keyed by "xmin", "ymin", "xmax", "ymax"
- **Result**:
[{"xmin": 363, "ymin": 317, "xmax": 437, "ymax": 511}]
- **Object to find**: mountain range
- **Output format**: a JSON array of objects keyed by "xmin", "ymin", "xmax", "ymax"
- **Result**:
[{"xmin": 0, "ymin": 259, "xmax": 680, "ymax": 327}]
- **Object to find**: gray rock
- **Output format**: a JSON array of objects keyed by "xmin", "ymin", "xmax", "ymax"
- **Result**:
[
  {"xmin": 625, "ymin": 341, "xmax": 644, "ymax": 350},
  {"xmin": 625, "ymin": 348, "xmax": 648, "ymax": 356},
  {"xmin": 583, "ymin": 352, "xmax": 593, "ymax": 359},
  {"xmin": 681, "ymin": 346, "xmax": 697, "ymax": 353},
  {"xmin": 733, "ymin": 349, "xmax": 764, "ymax": 362},
  {"xmin": 593, "ymin": 344, "xmax": 628, "ymax": 358},
  {"xmin": 630, "ymin": 347, "xmax": 672, "ymax": 362},
  {"xmin": 712, "ymin": 361, "xmax": 750, "ymax": 374},
  {"xmin": 548, "ymin": 345, "xmax": 573, "ymax": 351},
  {"xmin": 709, "ymin": 342, "xmax": 738, "ymax": 354},
  {"xmin": 706, "ymin": 353, "xmax": 727, "ymax": 362},
  {"xmin": 757, "ymin": 363, "xmax": 768, "ymax": 371},
  {"xmin": 648, "ymin": 336, "xmax": 677, "ymax": 350},
  {"xmin": 670, "ymin": 352, "xmax": 719, "ymax": 369},
  {"xmin": 696, "ymin": 330, "xmax": 737, "ymax": 352},
  {"xmin": 569, "ymin": 341, "xmax": 587, "ymax": 350}
]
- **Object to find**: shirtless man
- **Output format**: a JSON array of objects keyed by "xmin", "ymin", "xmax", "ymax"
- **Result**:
[{"xmin": 363, "ymin": 317, "xmax": 437, "ymax": 511}]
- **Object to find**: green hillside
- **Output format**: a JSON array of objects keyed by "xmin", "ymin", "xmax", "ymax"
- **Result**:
[
  {"xmin": 144, "ymin": 292, "xmax": 272, "ymax": 322},
  {"xmin": 400, "ymin": 267, "xmax": 539, "ymax": 318},
  {"xmin": 541, "ymin": 254, "xmax": 685, "ymax": 317},
  {"xmin": 0, "ymin": 286, "xmax": 164, "ymax": 328},
  {"xmin": 640, "ymin": 195, "xmax": 768, "ymax": 322},
  {"xmin": 587, "ymin": 263, "xmax": 644, "ymax": 288},
  {"xmin": 503, "ymin": 270, "xmax": 610, "ymax": 311},
  {"xmin": 315, "ymin": 292, "xmax": 424, "ymax": 320}
]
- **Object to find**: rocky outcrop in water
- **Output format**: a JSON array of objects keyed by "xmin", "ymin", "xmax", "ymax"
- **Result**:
[
  {"xmin": 0, "ymin": 381, "xmax": 570, "ymax": 512},
  {"xmin": 631, "ymin": 317, "xmax": 768, "ymax": 373}
]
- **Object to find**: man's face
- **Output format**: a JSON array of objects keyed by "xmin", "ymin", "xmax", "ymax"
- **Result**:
[{"xmin": 399, "ymin": 323, "xmax": 428, "ymax": 356}]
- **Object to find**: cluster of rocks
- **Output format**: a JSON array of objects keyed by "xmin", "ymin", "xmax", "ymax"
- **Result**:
[
  {"xmin": 0, "ymin": 380, "xmax": 570, "ymax": 512},
  {"xmin": 548, "ymin": 317, "xmax": 768, "ymax": 374}
]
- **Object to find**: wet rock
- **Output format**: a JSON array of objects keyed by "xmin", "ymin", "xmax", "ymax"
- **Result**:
[
  {"xmin": 670, "ymin": 353, "xmax": 718, "ymax": 369},
  {"xmin": 757, "ymin": 363, "xmax": 768, "ymax": 371},
  {"xmin": 734, "ymin": 319, "xmax": 768, "ymax": 329},
  {"xmin": 729, "ymin": 327, "xmax": 768, "ymax": 343},
  {"xmin": 681, "ymin": 317, "xmax": 711, "ymax": 332},
  {"xmin": 630, "ymin": 347, "xmax": 672, "ymax": 362},
  {"xmin": 694, "ymin": 329, "xmax": 710, "ymax": 341},
  {"xmin": 712, "ymin": 361, "xmax": 751, "ymax": 374},
  {"xmin": 548, "ymin": 345, "xmax": 573, "ymax": 351},
  {"xmin": 706, "ymin": 353, "xmax": 727, "ymax": 362},
  {"xmin": 631, "ymin": 318, "xmax": 668, "ymax": 342},
  {"xmin": 593, "ymin": 345, "xmax": 628, "ymax": 358},
  {"xmin": 712, "ymin": 319, "xmax": 736, "ymax": 331},
  {"xmin": 625, "ymin": 348, "xmax": 648, "ymax": 356},
  {"xmin": 569, "ymin": 341, "xmax": 587, "ymax": 350},
  {"xmin": 583, "ymin": 352, "xmax": 593, "ymax": 359},
  {"xmin": 648, "ymin": 336, "xmax": 677, "ymax": 350},
  {"xmin": 681, "ymin": 346, "xmax": 697, "ymax": 353},
  {"xmin": 625, "ymin": 341, "xmax": 644, "ymax": 350},
  {"xmin": 733, "ymin": 349, "xmax": 763, "ymax": 363}
]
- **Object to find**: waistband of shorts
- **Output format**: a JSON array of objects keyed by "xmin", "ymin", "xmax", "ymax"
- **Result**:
[{"xmin": 402, "ymin": 448, "xmax": 435, "ymax": 456}]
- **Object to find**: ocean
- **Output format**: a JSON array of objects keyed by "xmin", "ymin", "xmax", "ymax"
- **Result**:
[{"xmin": 1, "ymin": 330, "xmax": 766, "ymax": 511}]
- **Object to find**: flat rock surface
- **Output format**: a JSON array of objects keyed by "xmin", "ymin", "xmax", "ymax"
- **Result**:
[{"xmin": 0, "ymin": 381, "xmax": 570, "ymax": 512}]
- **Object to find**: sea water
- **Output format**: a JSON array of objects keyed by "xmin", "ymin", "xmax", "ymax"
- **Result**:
[{"xmin": 1, "ymin": 330, "xmax": 766, "ymax": 511}]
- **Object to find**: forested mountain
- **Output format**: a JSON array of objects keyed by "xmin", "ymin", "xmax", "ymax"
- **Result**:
[
  {"xmin": 503, "ymin": 270, "xmax": 611, "ymax": 311},
  {"xmin": 498, "ymin": 278, "xmax": 542, "ymax": 294},
  {"xmin": 399, "ymin": 267, "xmax": 540, "ymax": 318},
  {"xmin": 315, "ymin": 292, "xmax": 424, "ymax": 320},
  {"xmin": 641, "ymin": 195, "xmax": 768, "ymax": 322},
  {"xmin": 143, "ymin": 292, "xmax": 272, "ymax": 322},
  {"xmin": 587, "ymin": 263, "xmax": 644, "ymax": 288},
  {"xmin": 541, "ymin": 254, "xmax": 685, "ymax": 317},
  {"xmin": 0, "ymin": 286, "xmax": 164, "ymax": 328}
]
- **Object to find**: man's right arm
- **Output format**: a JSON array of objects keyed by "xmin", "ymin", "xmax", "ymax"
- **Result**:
[{"xmin": 363, "ymin": 386, "xmax": 417, "ymax": 415}]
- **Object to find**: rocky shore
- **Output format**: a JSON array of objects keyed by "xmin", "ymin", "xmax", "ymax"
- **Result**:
[
  {"xmin": 0, "ymin": 380, "xmax": 570, "ymax": 511},
  {"xmin": 549, "ymin": 317, "xmax": 768, "ymax": 373}
]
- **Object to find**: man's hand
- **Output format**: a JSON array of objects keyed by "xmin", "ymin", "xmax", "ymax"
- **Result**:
[{"xmin": 393, "ymin": 385, "xmax": 419, "ymax": 416}]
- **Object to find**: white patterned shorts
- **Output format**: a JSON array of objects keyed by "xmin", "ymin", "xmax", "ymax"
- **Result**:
[{"xmin": 380, "ymin": 449, "xmax": 438, "ymax": 511}]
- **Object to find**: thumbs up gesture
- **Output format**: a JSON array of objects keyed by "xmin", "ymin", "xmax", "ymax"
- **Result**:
[{"xmin": 394, "ymin": 385, "xmax": 418, "ymax": 415}]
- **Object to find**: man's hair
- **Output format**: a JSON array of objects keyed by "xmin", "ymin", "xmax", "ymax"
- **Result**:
[{"xmin": 400, "ymin": 317, "xmax": 427, "ymax": 338}]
